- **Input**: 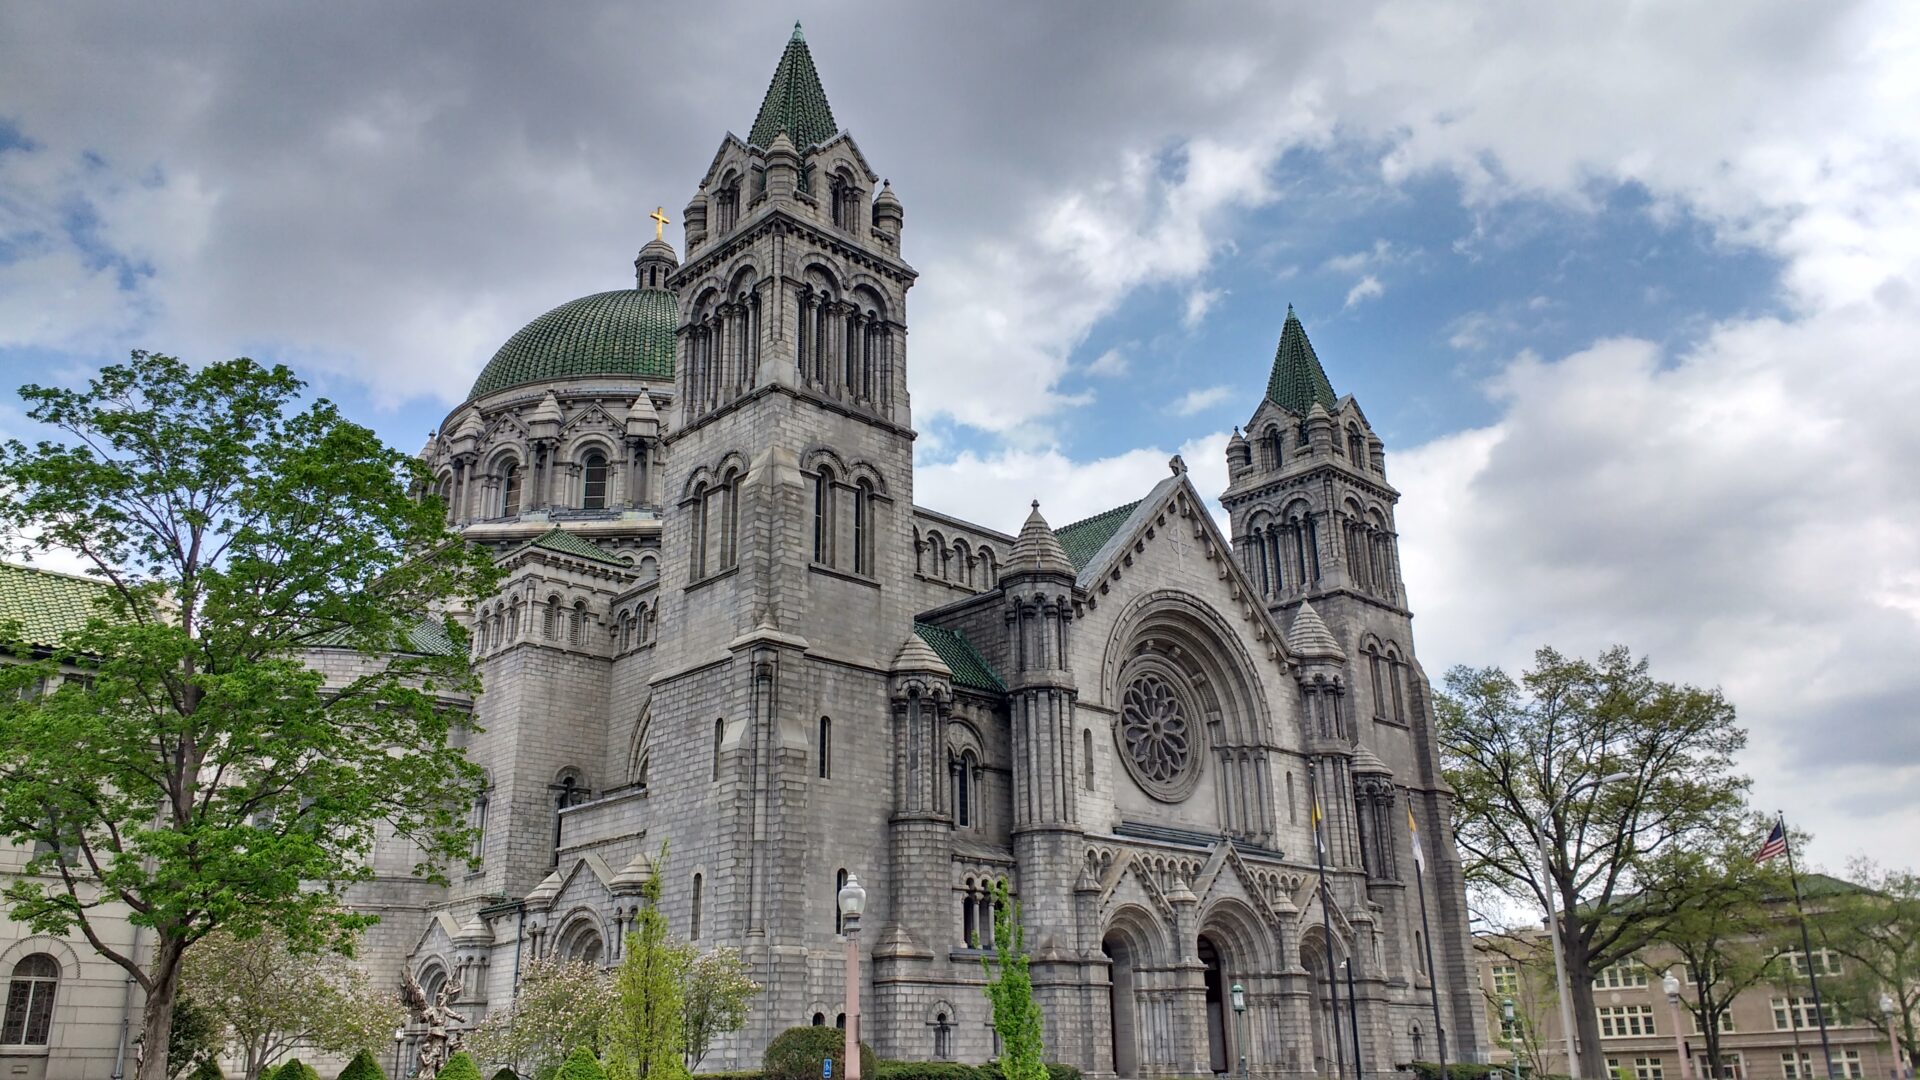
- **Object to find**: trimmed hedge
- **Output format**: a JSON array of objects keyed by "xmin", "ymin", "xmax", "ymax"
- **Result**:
[
  {"xmin": 439, "ymin": 1053, "xmax": 484, "ymax": 1080},
  {"xmin": 876, "ymin": 1063, "xmax": 1081, "ymax": 1080},
  {"xmin": 276, "ymin": 1060, "xmax": 323, "ymax": 1080},
  {"xmin": 555, "ymin": 1047, "xmax": 610, "ymax": 1080},
  {"xmin": 1409, "ymin": 1064, "xmax": 1522, "ymax": 1080},
  {"xmin": 338, "ymin": 1049, "xmax": 388, "ymax": 1080},
  {"xmin": 490, "ymin": 1068, "xmax": 522, "ymax": 1080},
  {"xmin": 764, "ymin": 1027, "xmax": 877, "ymax": 1080}
]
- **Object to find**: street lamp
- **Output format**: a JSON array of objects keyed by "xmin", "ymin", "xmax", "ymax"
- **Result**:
[
  {"xmin": 392, "ymin": 1026, "xmax": 406, "ymax": 1080},
  {"xmin": 1664, "ymin": 971, "xmax": 1694, "ymax": 1080},
  {"xmin": 1232, "ymin": 982, "xmax": 1249, "ymax": 1080},
  {"xmin": 1881, "ymin": 993, "xmax": 1898, "ymax": 1080},
  {"xmin": 839, "ymin": 873, "xmax": 869, "ymax": 1080},
  {"xmin": 1504, "ymin": 999, "xmax": 1521, "ymax": 1080},
  {"xmin": 1536, "ymin": 771, "xmax": 1633, "ymax": 1080}
]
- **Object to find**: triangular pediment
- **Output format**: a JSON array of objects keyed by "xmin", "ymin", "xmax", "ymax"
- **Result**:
[
  {"xmin": 408, "ymin": 910, "xmax": 464, "ymax": 960},
  {"xmin": 550, "ymin": 852, "xmax": 619, "ymax": 909},
  {"xmin": 561, "ymin": 401, "xmax": 619, "ymax": 436},
  {"xmin": 1097, "ymin": 851, "xmax": 1173, "ymax": 922}
]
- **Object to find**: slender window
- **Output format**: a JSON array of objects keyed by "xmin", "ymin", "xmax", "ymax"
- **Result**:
[
  {"xmin": 724, "ymin": 475, "xmax": 740, "ymax": 568},
  {"xmin": 501, "ymin": 462, "xmax": 522, "ymax": 516},
  {"xmin": 469, "ymin": 792, "xmax": 488, "ymax": 863},
  {"xmin": 691, "ymin": 483, "xmax": 709, "ymax": 578},
  {"xmin": 712, "ymin": 718, "xmax": 725, "ymax": 782},
  {"xmin": 954, "ymin": 751, "xmax": 976, "ymax": 828},
  {"xmin": 2, "ymin": 954, "xmax": 58, "ymax": 1046},
  {"xmin": 812, "ymin": 469, "xmax": 833, "ymax": 564},
  {"xmin": 852, "ymin": 480, "xmax": 871, "ymax": 575},
  {"xmin": 934, "ymin": 1013, "xmax": 952, "ymax": 1059},
  {"xmin": 691, "ymin": 873, "xmax": 704, "ymax": 940},
  {"xmin": 1083, "ymin": 729, "xmax": 1095, "ymax": 790},
  {"xmin": 835, "ymin": 868, "xmax": 849, "ymax": 934},
  {"xmin": 819, "ymin": 717, "xmax": 833, "ymax": 780},
  {"xmin": 582, "ymin": 451, "xmax": 609, "ymax": 509}
]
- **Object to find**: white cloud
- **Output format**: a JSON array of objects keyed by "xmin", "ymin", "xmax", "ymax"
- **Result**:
[
  {"xmin": 1085, "ymin": 347, "xmax": 1130, "ymax": 377},
  {"xmin": 916, "ymin": 431, "xmax": 1229, "ymax": 537},
  {"xmin": 1171, "ymin": 385, "xmax": 1233, "ymax": 416},
  {"xmin": 1343, "ymin": 274, "xmax": 1384, "ymax": 308},
  {"xmin": 1183, "ymin": 286, "xmax": 1224, "ymax": 328}
]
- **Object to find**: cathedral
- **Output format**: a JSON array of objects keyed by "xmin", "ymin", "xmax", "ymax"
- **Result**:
[{"xmin": 0, "ymin": 24, "xmax": 1485, "ymax": 1080}]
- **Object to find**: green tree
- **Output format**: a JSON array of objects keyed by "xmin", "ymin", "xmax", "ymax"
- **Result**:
[
  {"xmin": 1814, "ymin": 861, "xmax": 1920, "ymax": 1073},
  {"xmin": 464, "ymin": 956, "xmax": 617, "ymax": 1079},
  {"xmin": 1438, "ymin": 646, "xmax": 1749, "ymax": 1078},
  {"xmin": 1476, "ymin": 931, "xmax": 1560, "ymax": 1077},
  {"xmin": 182, "ymin": 925, "xmax": 406, "ymax": 1080},
  {"xmin": 169, "ymin": 995, "xmax": 225, "ymax": 1079},
  {"xmin": 608, "ymin": 843, "xmax": 689, "ymax": 1080},
  {"xmin": 681, "ymin": 946, "xmax": 761, "ymax": 1070},
  {"xmin": 978, "ymin": 881, "xmax": 1044, "ymax": 1080},
  {"xmin": 0, "ymin": 353, "xmax": 496, "ymax": 1080}
]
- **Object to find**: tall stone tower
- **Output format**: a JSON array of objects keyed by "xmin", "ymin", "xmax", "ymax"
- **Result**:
[
  {"xmin": 1222, "ymin": 307, "xmax": 1486, "ymax": 1064},
  {"xmin": 648, "ymin": 22, "xmax": 924, "ymax": 1050}
]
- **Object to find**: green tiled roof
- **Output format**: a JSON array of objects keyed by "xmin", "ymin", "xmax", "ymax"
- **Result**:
[
  {"xmin": 303, "ymin": 616, "xmax": 459, "ymax": 657},
  {"xmin": 913, "ymin": 622, "xmax": 1004, "ymax": 694},
  {"xmin": 513, "ymin": 528, "xmax": 632, "ymax": 568},
  {"xmin": 1265, "ymin": 305, "xmax": 1338, "ymax": 415},
  {"xmin": 1053, "ymin": 501, "xmax": 1142, "ymax": 571},
  {"xmin": 0, "ymin": 562, "xmax": 114, "ymax": 650},
  {"xmin": 468, "ymin": 288, "xmax": 677, "ymax": 400},
  {"xmin": 748, "ymin": 23, "xmax": 839, "ymax": 150}
]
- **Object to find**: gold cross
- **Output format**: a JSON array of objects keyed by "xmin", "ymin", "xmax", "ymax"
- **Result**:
[{"xmin": 650, "ymin": 206, "xmax": 670, "ymax": 240}]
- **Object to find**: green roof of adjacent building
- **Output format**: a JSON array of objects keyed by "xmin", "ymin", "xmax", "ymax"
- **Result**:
[
  {"xmin": 0, "ymin": 562, "xmax": 114, "ymax": 650},
  {"xmin": 468, "ymin": 288, "xmax": 677, "ymax": 400},
  {"xmin": 511, "ymin": 528, "xmax": 633, "ymax": 568},
  {"xmin": 913, "ymin": 622, "xmax": 1004, "ymax": 693},
  {"xmin": 748, "ymin": 22, "xmax": 839, "ymax": 150},
  {"xmin": 1053, "ymin": 500, "xmax": 1143, "ymax": 571},
  {"xmin": 1265, "ymin": 305, "xmax": 1338, "ymax": 415},
  {"xmin": 301, "ymin": 616, "xmax": 459, "ymax": 657}
]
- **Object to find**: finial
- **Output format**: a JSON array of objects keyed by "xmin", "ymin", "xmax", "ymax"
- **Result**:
[
  {"xmin": 650, "ymin": 206, "xmax": 670, "ymax": 240},
  {"xmin": 1233, "ymin": 426, "xmax": 1241, "ymax": 435},
  {"xmin": 791, "ymin": 20, "xmax": 805, "ymax": 42},
  {"xmin": 1169, "ymin": 454, "xmax": 1186, "ymax": 475},
  {"xmin": 1031, "ymin": 499, "xmax": 1040, "ymax": 510},
  {"xmin": 1286, "ymin": 302, "xmax": 1297, "ymax": 317}
]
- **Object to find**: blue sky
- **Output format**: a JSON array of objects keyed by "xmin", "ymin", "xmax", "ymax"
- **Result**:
[{"xmin": 2, "ymin": 1, "xmax": 1918, "ymax": 875}]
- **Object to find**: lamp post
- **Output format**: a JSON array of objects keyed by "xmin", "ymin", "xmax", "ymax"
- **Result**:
[
  {"xmin": 1664, "ymin": 972, "xmax": 1694, "ymax": 1080},
  {"xmin": 1535, "ymin": 771, "xmax": 1633, "ymax": 1080},
  {"xmin": 1503, "ymin": 999, "xmax": 1521, "ymax": 1080},
  {"xmin": 1881, "ymin": 993, "xmax": 1898, "ymax": 1080},
  {"xmin": 1232, "ymin": 982, "xmax": 1249, "ymax": 1080},
  {"xmin": 393, "ymin": 1027, "xmax": 407, "ymax": 1080},
  {"xmin": 839, "ymin": 873, "xmax": 869, "ymax": 1080}
]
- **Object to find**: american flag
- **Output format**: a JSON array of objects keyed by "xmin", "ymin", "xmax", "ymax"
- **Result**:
[{"xmin": 1754, "ymin": 820, "xmax": 1788, "ymax": 862}]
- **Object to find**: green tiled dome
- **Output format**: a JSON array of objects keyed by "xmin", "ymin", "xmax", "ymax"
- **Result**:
[{"xmin": 468, "ymin": 288, "xmax": 677, "ymax": 400}]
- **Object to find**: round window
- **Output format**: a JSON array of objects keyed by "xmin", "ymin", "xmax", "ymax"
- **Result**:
[{"xmin": 1116, "ymin": 670, "xmax": 1203, "ymax": 801}]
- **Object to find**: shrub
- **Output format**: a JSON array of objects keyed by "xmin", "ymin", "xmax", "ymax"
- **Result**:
[
  {"xmin": 763, "ymin": 1027, "xmax": 876, "ymax": 1080},
  {"xmin": 1409, "ymin": 1064, "xmax": 1505, "ymax": 1080},
  {"xmin": 259, "ymin": 1066, "xmax": 280, "ymax": 1080},
  {"xmin": 699, "ymin": 1072, "xmax": 764, "ymax": 1080},
  {"xmin": 490, "ymin": 1069, "xmax": 522, "ymax": 1080},
  {"xmin": 555, "ymin": 1046, "xmax": 610, "ymax": 1080},
  {"xmin": 439, "ymin": 1053, "xmax": 485, "ymax": 1080},
  {"xmin": 338, "ymin": 1050, "xmax": 388, "ymax": 1080},
  {"xmin": 276, "ymin": 1060, "xmax": 322, "ymax": 1080},
  {"xmin": 189, "ymin": 1060, "xmax": 225, "ymax": 1080},
  {"xmin": 876, "ymin": 1064, "xmax": 982, "ymax": 1080},
  {"xmin": 980, "ymin": 1065, "xmax": 1079, "ymax": 1080}
]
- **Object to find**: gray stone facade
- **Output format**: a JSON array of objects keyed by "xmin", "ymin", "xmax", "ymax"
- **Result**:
[{"xmin": 0, "ymin": 25, "xmax": 1487, "ymax": 1080}]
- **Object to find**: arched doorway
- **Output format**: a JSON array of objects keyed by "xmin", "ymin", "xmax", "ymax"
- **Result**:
[
  {"xmin": 1199, "ymin": 935, "xmax": 1230, "ymax": 1074},
  {"xmin": 1102, "ymin": 933, "xmax": 1139, "ymax": 1078},
  {"xmin": 1300, "ymin": 931, "xmax": 1336, "ymax": 1078}
]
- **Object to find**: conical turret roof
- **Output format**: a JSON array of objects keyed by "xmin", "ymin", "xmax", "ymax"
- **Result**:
[
  {"xmin": 749, "ymin": 23, "xmax": 839, "ymax": 150},
  {"xmin": 1007, "ymin": 501, "xmax": 1076, "ymax": 578},
  {"xmin": 1265, "ymin": 305, "xmax": 1338, "ymax": 415},
  {"xmin": 1285, "ymin": 600, "xmax": 1345, "ymax": 660}
]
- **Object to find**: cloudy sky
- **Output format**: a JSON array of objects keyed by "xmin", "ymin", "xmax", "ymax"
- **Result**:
[{"xmin": 3, "ymin": 2, "xmax": 1917, "ymax": 874}]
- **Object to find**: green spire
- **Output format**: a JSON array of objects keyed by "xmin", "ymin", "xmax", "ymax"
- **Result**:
[
  {"xmin": 748, "ymin": 23, "xmax": 838, "ymax": 150},
  {"xmin": 1264, "ymin": 304, "xmax": 1338, "ymax": 414}
]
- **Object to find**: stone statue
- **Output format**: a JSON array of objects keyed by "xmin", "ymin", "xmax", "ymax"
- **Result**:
[{"xmin": 400, "ymin": 969, "xmax": 469, "ymax": 1078}]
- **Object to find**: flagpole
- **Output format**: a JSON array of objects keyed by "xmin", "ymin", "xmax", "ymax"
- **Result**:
[
  {"xmin": 1410, "ymin": 797, "xmax": 1449, "ymax": 1073},
  {"xmin": 1779, "ymin": 812, "xmax": 1838, "ymax": 1080},
  {"xmin": 1311, "ymin": 760, "xmax": 1350, "ymax": 1080}
]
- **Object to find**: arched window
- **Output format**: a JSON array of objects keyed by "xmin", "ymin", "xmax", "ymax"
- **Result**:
[
  {"xmin": 551, "ymin": 769, "xmax": 587, "ymax": 868},
  {"xmin": 501, "ymin": 461, "xmax": 522, "ymax": 517},
  {"xmin": 2, "ymin": 954, "xmax": 58, "ymax": 1046},
  {"xmin": 818, "ymin": 717, "xmax": 833, "ymax": 780},
  {"xmin": 835, "ymin": 868, "xmax": 849, "ymax": 935},
  {"xmin": 1368, "ymin": 648, "xmax": 1388, "ymax": 720},
  {"xmin": 812, "ymin": 468, "xmax": 833, "ymax": 565},
  {"xmin": 1387, "ymin": 648, "xmax": 1408, "ymax": 723},
  {"xmin": 582, "ymin": 451, "xmax": 609, "ymax": 509},
  {"xmin": 852, "ymin": 479, "xmax": 872, "ymax": 575},
  {"xmin": 719, "ymin": 470, "xmax": 740, "ymax": 570},
  {"xmin": 1411, "ymin": 1024, "xmax": 1425, "ymax": 1062},
  {"xmin": 1287, "ymin": 771, "xmax": 1298, "ymax": 823},
  {"xmin": 953, "ymin": 751, "xmax": 977, "ymax": 829},
  {"xmin": 812, "ymin": 1012, "xmax": 827, "ymax": 1027},
  {"xmin": 691, "ymin": 873, "xmax": 704, "ymax": 940},
  {"xmin": 469, "ymin": 789, "xmax": 488, "ymax": 864},
  {"xmin": 559, "ymin": 922, "xmax": 605, "ymax": 965},
  {"xmin": 1263, "ymin": 427, "xmax": 1283, "ymax": 470},
  {"xmin": 962, "ymin": 886, "xmax": 977, "ymax": 946},
  {"xmin": 1348, "ymin": 425, "xmax": 1368, "ymax": 469},
  {"xmin": 691, "ymin": 482, "xmax": 709, "ymax": 579},
  {"xmin": 544, "ymin": 596, "xmax": 561, "ymax": 640},
  {"xmin": 934, "ymin": 1012, "xmax": 952, "ymax": 1059},
  {"xmin": 712, "ymin": 718, "xmax": 725, "ymax": 782},
  {"xmin": 1083, "ymin": 729, "xmax": 1094, "ymax": 791},
  {"xmin": 570, "ymin": 601, "xmax": 585, "ymax": 646},
  {"xmin": 419, "ymin": 965, "xmax": 448, "ymax": 1005}
]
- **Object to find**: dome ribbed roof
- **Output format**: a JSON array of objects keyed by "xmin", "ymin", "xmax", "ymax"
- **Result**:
[{"xmin": 469, "ymin": 288, "xmax": 677, "ymax": 400}]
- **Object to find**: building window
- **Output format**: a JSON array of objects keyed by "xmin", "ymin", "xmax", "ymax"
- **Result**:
[
  {"xmin": 1606, "ymin": 1058, "xmax": 1663, "ymax": 1080},
  {"xmin": 691, "ymin": 873, "xmax": 704, "ymax": 940},
  {"xmin": 582, "ymin": 451, "xmax": 609, "ymax": 509},
  {"xmin": 2, "ymin": 954, "xmax": 58, "ymax": 1046},
  {"xmin": 953, "ymin": 751, "xmax": 976, "ymax": 828},
  {"xmin": 469, "ymin": 791, "xmax": 488, "ymax": 864},
  {"xmin": 933, "ymin": 1013, "xmax": 952, "ymax": 1059},
  {"xmin": 1597, "ymin": 1005, "xmax": 1656, "ymax": 1037},
  {"xmin": 1499, "ymin": 1015, "xmax": 1524, "ymax": 1043},
  {"xmin": 551, "ymin": 770, "xmax": 587, "ymax": 868},
  {"xmin": 835, "ymin": 868, "xmax": 849, "ymax": 935},
  {"xmin": 819, "ymin": 717, "xmax": 832, "ymax": 780},
  {"xmin": 1491, "ymin": 962, "xmax": 1519, "ymax": 997},
  {"xmin": 1782, "ymin": 950, "xmax": 1843, "ymax": 979},
  {"xmin": 1696, "ymin": 1054, "xmax": 1745, "ymax": 1080},
  {"xmin": 712, "ymin": 718, "xmax": 725, "ymax": 782},
  {"xmin": 1594, "ymin": 959, "xmax": 1651, "ymax": 989},
  {"xmin": 1690, "ymin": 1010, "xmax": 1735, "ymax": 1035},
  {"xmin": 1083, "ymin": 729, "xmax": 1094, "ymax": 791},
  {"xmin": 852, "ymin": 479, "xmax": 872, "ymax": 575},
  {"xmin": 1771, "ymin": 997, "xmax": 1831, "ymax": 1031},
  {"xmin": 812, "ymin": 469, "xmax": 833, "ymax": 565},
  {"xmin": 813, "ymin": 1013, "xmax": 826, "ymax": 1027},
  {"xmin": 501, "ymin": 462, "xmax": 522, "ymax": 516}
]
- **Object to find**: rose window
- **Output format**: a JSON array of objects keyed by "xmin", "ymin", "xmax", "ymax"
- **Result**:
[{"xmin": 1119, "ymin": 673, "xmax": 1199, "ymax": 799}]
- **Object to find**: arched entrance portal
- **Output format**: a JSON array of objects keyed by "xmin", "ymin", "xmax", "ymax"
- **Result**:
[
  {"xmin": 1199, "ymin": 935, "xmax": 1230, "ymax": 1074},
  {"xmin": 1102, "ymin": 933, "xmax": 1139, "ymax": 1077}
]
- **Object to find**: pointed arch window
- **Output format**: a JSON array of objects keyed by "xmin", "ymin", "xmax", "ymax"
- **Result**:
[
  {"xmin": 582, "ymin": 451, "xmax": 609, "ymax": 509},
  {"xmin": 2, "ymin": 954, "xmax": 58, "ymax": 1046},
  {"xmin": 501, "ymin": 461, "xmax": 522, "ymax": 517}
]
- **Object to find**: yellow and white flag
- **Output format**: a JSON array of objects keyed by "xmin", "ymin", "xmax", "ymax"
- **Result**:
[
  {"xmin": 1408, "ymin": 803, "xmax": 1426, "ymax": 873},
  {"xmin": 1311, "ymin": 798, "xmax": 1326, "ymax": 857}
]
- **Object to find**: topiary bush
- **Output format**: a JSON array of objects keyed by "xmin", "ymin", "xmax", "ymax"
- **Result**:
[
  {"xmin": 275, "ymin": 1059, "xmax": 322, "ymax": 1080},
  {"xmin": 554, "ymin": 1046, "xmax": 610, "ymax": 1080},
  {"xmin": 763, "ymin": 1026, "xmax": 876, "ymax": 1080},
  {"xmin": 337, "ymin": 1049, "xmax": 388, "ymax": 1080},
  {"xmin": 438, "ymin": 1053, "xmax": 484, "ymax": 1080},
  {"xmin": 489, "ymin": 1068, "xmax": 521, "ymax": 1080}
]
